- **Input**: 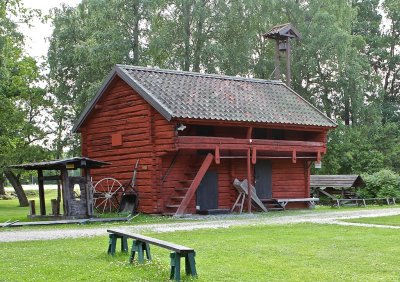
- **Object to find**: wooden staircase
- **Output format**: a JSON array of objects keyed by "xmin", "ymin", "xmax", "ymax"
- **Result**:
[
  {"xmin": 165, "ymin": 154, "xmax": 214, "ymax": 216},
  {"xmin": 261, "ymin": 199, "xmax": 284, "ymax": 211}
]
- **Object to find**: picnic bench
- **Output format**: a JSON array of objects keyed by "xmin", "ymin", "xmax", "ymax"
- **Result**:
[
  {"xmin": 107, "ymin": 229, "xmax": 197, "ymax": 281},
  {"xmin": 332, "ymin": 197, "xmax": 397, "ymax": 207},
  {"xmin": 276, "ymin": 198, "xmax": 319, "ymax": 209}
]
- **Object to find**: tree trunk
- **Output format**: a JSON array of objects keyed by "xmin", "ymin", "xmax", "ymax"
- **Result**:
[
  {"xmin": 192, "ymin": 0, "xmax": 206, "ymax": 72},
  {"xmin": 0, "ymin": 175, "xmax": 5, "ymax": 195},
  {"xmin": 182, "ymin": 0, "xmax": 192, "ymax": 71},
  {"xmin": 4, "ymin": 170, "xmax": 29, "ymax": 206},
  {"xmin": 132, "ymin": 0, "xmax": 140, "ymax": 65}
]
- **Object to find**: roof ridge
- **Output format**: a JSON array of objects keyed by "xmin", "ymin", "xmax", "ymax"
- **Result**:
[{"xmin": 116, "ymin": 64, "xmax": 284, "ymax": 85}]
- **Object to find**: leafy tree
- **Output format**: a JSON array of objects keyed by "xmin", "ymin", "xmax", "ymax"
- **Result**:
[{"xmin": 0, "ymin": 0, "xmax": 49, "ymax": 205}]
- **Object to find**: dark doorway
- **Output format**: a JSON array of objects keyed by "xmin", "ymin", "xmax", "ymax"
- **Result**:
[
  {"xmin": 196, "ymin": 171, "xmax": 218, "ymax": 210},
  {"xmin": 254, "ymin": 160, "xmax": 272, "ymax": 199}
]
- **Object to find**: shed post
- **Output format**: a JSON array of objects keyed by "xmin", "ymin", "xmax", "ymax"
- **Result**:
[
  {"xmin": 84, "ymin": 168, "xmax": 94, "ymax": 216},
  {"xmin": 247, "ymin": 148, "xmax": 252, "ymax": 213},
  {"xmin": 61, "ymin": 168, "xmax": 71, "ymax": 216},
  {"xmin": 37, "ymin": 169, "xmax": 46, "ymax": 215}
]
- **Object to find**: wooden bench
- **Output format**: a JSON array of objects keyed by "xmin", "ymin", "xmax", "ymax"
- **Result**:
[
  {"xmin": 276, "ymin": 198, "xmax": 319, "ymax": 209},
  {"xmin": 107, "ymin": 229, "xmax": 197, "ymax": 281}
]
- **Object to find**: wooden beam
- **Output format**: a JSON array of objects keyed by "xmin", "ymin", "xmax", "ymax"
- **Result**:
[
  {"xmin": 247, "ymin": 148, "xmax": 252, "ymax": 213},
  {"xmin": 317, "ymin": 151, "xmax": 321, "ymax": 162},
  {"xmin": 285, "ymin": 38, "xmax": 291, "ymax": 87},
  {"xmin": 176, "ymin": 118, "xmax": 336, "ymax": 132},
  {"xmin": 177, "ymin": 136, "xmax": 325, "ymax": 153},
  {"xmin": 275, "ymin": 39, "xmax": 281, "ymax": 80},
  {"xmin": 251, "ymin": 147, "xmax": 257, "ymax": 164},
  {"xmin": 37, "ymin": 169, "xmax": 46, "ymax": 216},
  {"xmin": 292, "ymin": 149, "xmax": 297, "ymax": 163},
  {"xmin": 175, "ymin": 153, "xmax": 214, "ymax": 216},
  {"xmin": 215, "ymin": 145, "xmax": 220, "ymax": 164},
  {"xmin": 246, "ymin": 127, "xmax": 253, "ymax": 139},
  {"xmin": 38, "ymin": 175, "xmax": 61, "ymax": 181}
]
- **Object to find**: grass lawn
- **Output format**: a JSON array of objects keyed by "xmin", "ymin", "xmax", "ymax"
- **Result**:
[
  {"xmin": 0, "ymin": 189, "xmax": 58, "ymax": 222},
  {"xmin": 344, "ymin": 214, "xmax": 400, "ymax": 226},
  {"xmin": 1, "ymin": 223, "xmax": 400, "ymax": 281}
]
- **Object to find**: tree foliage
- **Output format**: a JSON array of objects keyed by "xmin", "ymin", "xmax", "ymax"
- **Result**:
[
  {"xmin": 0, "ymin": 0, "xmax": 50, "ymax": 204},
  {"xmin": 24, "ymin": 0, "xmax": 400, "ymax": 177}
]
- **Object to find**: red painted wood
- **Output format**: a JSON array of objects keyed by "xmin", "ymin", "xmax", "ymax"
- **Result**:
[
  {"xmin": 175, "ymin": 153, "xmax": 214, "ymax": 216},
  {"xmin": 247, "ymin": 148, "xmax": 252, "ymax": 213},
  {"xmin": 252, "ymin": 147, "xmax": 257, "ymax": 165},
  {"xmin": 292, "ymin": 149, "xmax": 296, "ymax": 163},
  {"xmin": 215, "ymin": 145, "xmax": 220, "ymax": 164}
]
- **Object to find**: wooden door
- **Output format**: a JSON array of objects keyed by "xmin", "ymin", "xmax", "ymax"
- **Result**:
[
  {"xmin": 255, "ymin": 160, "xmax": 272, "ymax": 199},
  {"xmin": 196, "ymin": 171, "xmax": 218, "ymax": 210}
]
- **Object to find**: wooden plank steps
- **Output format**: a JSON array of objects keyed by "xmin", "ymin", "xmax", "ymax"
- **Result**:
[
  {"xmin": 166, "ymin": 204, "xmax": 180, "ymax": 209},
  {"xmin": 171, "ymin": 196, "xmax": 184, "ymax": 201},
  {"xmin": 260, "ymin": 199, "xmax": 284, "ymax": 211}
]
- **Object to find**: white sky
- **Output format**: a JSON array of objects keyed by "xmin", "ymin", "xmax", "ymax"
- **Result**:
[{"xmin": 20, "ymin": 0, "xmax": 81, "ymax": 62}]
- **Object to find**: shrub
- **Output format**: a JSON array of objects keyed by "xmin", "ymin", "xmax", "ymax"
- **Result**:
[{"xmin": 360, "ymin": 170, "xmax": 400, "ymax": 198}]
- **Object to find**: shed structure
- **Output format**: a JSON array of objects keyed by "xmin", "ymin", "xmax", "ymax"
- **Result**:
[
  {"xmin": 73, "ymin": 65, "xmax": 336, "ymax": 215},
  {"xmin": 310, "ymin": 175, "xmax": 365, "ymax": 200},
  {"xmin": 11, "ymin": 157, "xmax": 109, "ymax": 218}
]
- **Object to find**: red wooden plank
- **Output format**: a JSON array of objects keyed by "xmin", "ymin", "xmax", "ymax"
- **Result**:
[
  {"xmin": 215, "ymin": 145, "xmax": 220, "ymax": 164},
  {"xmin": 175, "ymin": 153, "xmax": 214, "ymax": 216},
  {"xmin": 247, "ymin": 148, "xmax": 252, "ymax": 213}
]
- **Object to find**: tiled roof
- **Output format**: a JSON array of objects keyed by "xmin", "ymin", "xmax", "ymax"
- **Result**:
[
  {"xmin": 72, "ymin": 65, "xmax": 336, "ymax": 132},
  {"xmin": 263, "ymin": 23, "xmax": 301, "ymax": 40}
]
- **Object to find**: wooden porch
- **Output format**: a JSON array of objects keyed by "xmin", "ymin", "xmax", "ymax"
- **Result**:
[{"xmin": 165, "ymin": 136, "xmax": 324, "ymax": 216}]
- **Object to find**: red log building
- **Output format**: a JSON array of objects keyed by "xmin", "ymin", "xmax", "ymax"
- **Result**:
[{"xmin": 72, "ymin": 65, "xmax": 336, "ymax": 215}]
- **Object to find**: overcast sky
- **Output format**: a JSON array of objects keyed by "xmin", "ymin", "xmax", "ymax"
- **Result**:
[{"xmin": 20, "ymin": 0, "xmax": 81, "ymax": 61}]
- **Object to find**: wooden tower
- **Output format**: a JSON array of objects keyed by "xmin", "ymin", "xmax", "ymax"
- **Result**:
[{"xmin": 263, "ymin": 23, "xmax": 301, "ymax": 87}]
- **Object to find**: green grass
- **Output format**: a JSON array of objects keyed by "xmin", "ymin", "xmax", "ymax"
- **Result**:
[
  {"xmin": 344, "ymin": 214, "xmax": 400, "ymax": 226},
  {"xmin": 1, "ymin": 223, "xmax": 400, "ymax": 281},
  {"xmin": 0, "ymin": 189, "xmax": 59, "ymax": 222}
]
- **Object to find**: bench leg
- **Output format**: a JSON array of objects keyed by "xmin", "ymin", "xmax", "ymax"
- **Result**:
[
  {"xmin": 121, "ymin": 236, "xmax": 128, "ymax": 253},
  {"xmin": 108, "ymin": 234, "xmax": 128, "ymax": 255},
  {"xmin": 185, "ymin": 251, "xmax": 197, "ymax": 277},
  {"xmin": 144, "ymin": 242, "xmax": 152, "ymax": 260},
  {"xmin": 107, "ymin": 234, "xmax": 117, "ymax": 256},
  {"xmin": 129, "ymin": 240, "xmax": 151, "ymax": 264},
  {"xmin": 170, "ymin": 252, "xmax": 181, "ymax": 281}
]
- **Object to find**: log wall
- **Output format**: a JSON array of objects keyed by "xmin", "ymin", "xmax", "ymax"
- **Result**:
[{"xmin": 80, "ymin": 77, "xmax": 176, "ymax": 213}]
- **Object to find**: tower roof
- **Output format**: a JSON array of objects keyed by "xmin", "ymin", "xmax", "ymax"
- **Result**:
[{"xmin": 263, "ymin": 23, "xmax": 301, "ymax": 40}]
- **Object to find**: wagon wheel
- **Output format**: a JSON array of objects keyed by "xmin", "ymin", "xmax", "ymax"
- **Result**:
[{"xmin": 93, "ymin": 178, "xmax": 125, "ymax": 213}]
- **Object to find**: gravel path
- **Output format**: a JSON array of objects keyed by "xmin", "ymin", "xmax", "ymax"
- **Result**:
[{"xmin": 1, "ymin": 208, "xmax": 400, "ymax": 242}]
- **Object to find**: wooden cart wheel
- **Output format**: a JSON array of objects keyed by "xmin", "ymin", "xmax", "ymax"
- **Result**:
[{"xmin": 93, "ymin": 178, "xmax": 124, "ymax": 213}]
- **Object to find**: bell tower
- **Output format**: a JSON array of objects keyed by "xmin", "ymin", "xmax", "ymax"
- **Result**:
[{"xmin": 263, "ymin": 23, "xmax": 301, "ymax": 87}]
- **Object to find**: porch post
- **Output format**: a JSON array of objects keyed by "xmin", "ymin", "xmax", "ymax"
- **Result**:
[
  {"xmin": 38, "ymin": 169, "xmax": 46, "ymax": 216},
  {"xmin": 247, "ymin": 148, "xmax": 252, "ymax": 213}
]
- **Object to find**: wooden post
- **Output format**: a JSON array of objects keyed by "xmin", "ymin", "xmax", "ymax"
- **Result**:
[
  {"xmin": 37, "ymin": 169, "xmax": 46, "ymax": 215},
  {"xmin": 247, "ymin": 148, "xmax": 252, "ymax": 213},
  {"xmin": 275, "ymin": 40, "xmax": 281, "ymax": 80},
  {"xmin": 84, "ymin": 168, "xmax": 94, "ymax": 217},
  {"xmin": 51, "ymin": 199, "xmax": 59, "ymax": 215},
  {"xmin": 251, "ymin": 147, "xmax": 257, "ymax": 165},
  {"xmin": 61, "ymin": 168, "xmax": 70, "ymax": 216},
  {"xmin": 215, "ymin": 145, "xmax": 220, "ymax": 165},
  {"xmin": 285, "ymin": 38, "xmax": 291, "ymax": 87},
  {"xmin": 29, "ymin": 200, "xmax": 36, "ymax": 216},
  {"xmin": 246, "ymin": 127, "xmax": 253, "ymax": 139}
]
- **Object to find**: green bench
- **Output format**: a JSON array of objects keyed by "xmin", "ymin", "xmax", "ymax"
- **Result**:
[{"xmin": 107, "ymin": 229, "xmax": 197, "ymax": 281}]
